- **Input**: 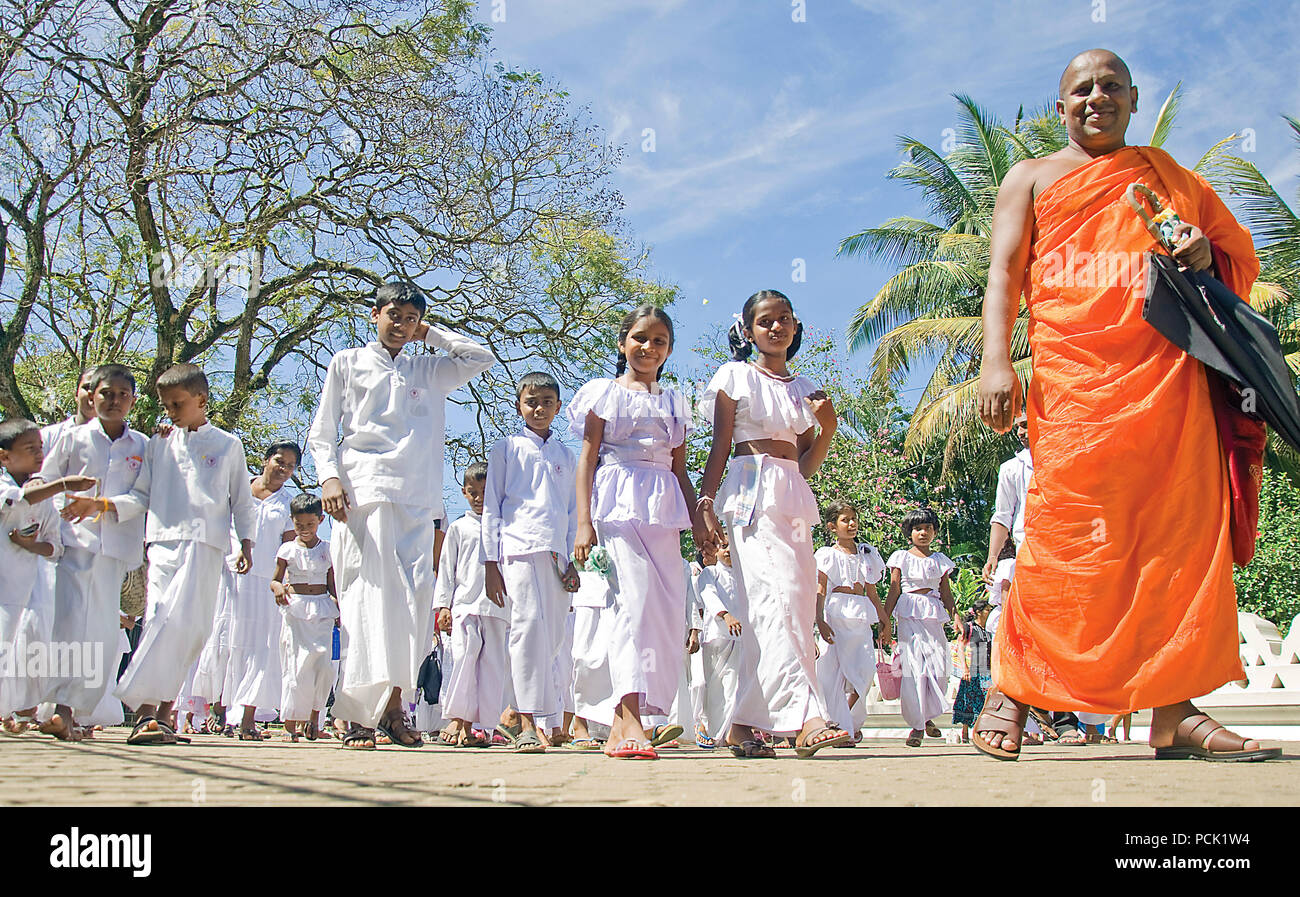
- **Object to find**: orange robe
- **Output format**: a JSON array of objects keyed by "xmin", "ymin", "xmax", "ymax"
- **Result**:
[{"xmin": 993, "ymin": 146, "xmax": 1259, "ymax": 713}]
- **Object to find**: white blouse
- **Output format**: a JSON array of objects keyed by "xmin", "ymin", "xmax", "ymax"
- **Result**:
[{"xmin": 700, "ymin": 361, "xmax": 819, "ymax": 445}]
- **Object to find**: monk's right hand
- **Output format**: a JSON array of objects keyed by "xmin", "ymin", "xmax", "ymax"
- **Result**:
[
  {"xmin": 321, "ymin": 477, "xmax": 350, "ymax": 522},
  {"xmin": 978, "ymin": 359, "xmax": 1023, "ymax": 434},
  {"xmin": 484, "ymin": 561, "xmax": 507, "ymax": 607}
]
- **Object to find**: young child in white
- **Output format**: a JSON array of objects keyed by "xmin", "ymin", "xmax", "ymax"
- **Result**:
[
  {"xmin": 273, "ymin": 493, "xmax": 337, "ymax": 741},
  {"xmin": 569, "ymin": 562, "xmax": 615, "ymax": 748},
  {"xmin": 570, "ymin": 306, "xmax": 702, "ymax": 761},
  {"xmin": 885, "ymin": 506, "xmax": 960, "ymax": 747},
  {"xmin": 814, "ymin": 500, "xmax": 890, "ymax": 742},
  {"xmin": 697, "ymin": 290, "xmax": 847, "ymax": 759},
  {"xmin": 308, "ymin": 282, "xmax": 493, "ymax": 749},
  {"xmin": 223, "ymin": 441, "xmax": 299, "ymax": 739},
  {"xmin": 483, "ymin": 371, "xmax": 578, "ymax": 753},
  {"xmin": 68, "ymin": 363, "xmax": 258, "ymax": 745},
  {"xmin": 0, "ymin": 420, "xmax": 94, "ymax": 737},
  {"xmin": 38, "ymin": 365, "xmax": 147, "ymax": 737},
  {"xmin": 693, "ymin": 542, "xmax": 745, "ymax": 747},
  {"xmin": 433, "ymin": 462, "xmax": 505, "ymax": 748},
  {"xmin": 985, "ymin": 555, "xmax": 1015, "ymax": 639}
]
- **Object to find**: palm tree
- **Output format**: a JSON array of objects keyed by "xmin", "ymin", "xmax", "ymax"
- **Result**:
[
  {"xmin": 838, "ymin": 86, "xmax": 1215, "ymax": 482},
  {"xmin": 1202, "ymin": 115, "xmax": 1300, "ymax": 479}
]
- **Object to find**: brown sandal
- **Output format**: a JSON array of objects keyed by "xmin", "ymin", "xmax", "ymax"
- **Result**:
[
  {"xmin": 795, "ymin": 725, "xmax": 850, "ymax": 758},
  {"xmin": 1154, "ymin": 713, "xmax": 1281, "ymax": 762},
  {"xmin": 971, "ymin": 687, "xmax": 1028, "ymax": 761}
]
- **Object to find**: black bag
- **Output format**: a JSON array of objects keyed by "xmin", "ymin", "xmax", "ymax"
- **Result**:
[{"xmin": 415, "ymin": 651, "xmax": 442, "ymax": 706}]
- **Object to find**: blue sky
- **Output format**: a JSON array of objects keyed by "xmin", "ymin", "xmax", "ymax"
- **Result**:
[
  {"xmin": 428, "ymin": 0, "xmax": 1300, "ymax": 518},
  {"xmin": 476, "ymin": 0, "xmax": 1298, "ymax": 361}
]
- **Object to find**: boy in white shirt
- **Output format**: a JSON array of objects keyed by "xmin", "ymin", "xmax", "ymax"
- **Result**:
[
  {"xmin": 482, "ymin": 371, "xmax": 578, "ymax": 753},
  {"xmin": 38, "ymin": 364, "xmax": 148, "ymax": 737},
  {"xmin": 0, "ymin": 419, "xmax": 95, "ymax": 738},
  {"xmin": 66, "ymin": 363, "xmax": 258, "ymax": 745},
  {"xmin": 694, "ymin": 542, "xmax": 746, "ymax": 747},
  {"xmin": 433, "ymin": 462, "xmax": 505, "ymax": 747},
  {"xmin": 308, "ymin": 281, "xmax": 493, "ymax": 749}
]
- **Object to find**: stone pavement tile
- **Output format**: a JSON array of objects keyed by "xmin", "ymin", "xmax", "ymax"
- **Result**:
[{"xmin": 1, "ymin": 729, "xmax": 1296, "ymax": 806}]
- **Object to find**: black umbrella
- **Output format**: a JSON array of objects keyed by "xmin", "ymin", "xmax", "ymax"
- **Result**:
[{"xmin": 1141, "ymin": 250, "xmax": 1300, "ymax": 452}]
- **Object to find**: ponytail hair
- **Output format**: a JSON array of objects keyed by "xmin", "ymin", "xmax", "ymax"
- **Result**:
[
  {"xmin": 615, "ymin": 304, "xmax": 675, "ymax": 380},
  {"xmin": 734, "ymin": 289, "xmax": 803, "ymax": 361}
]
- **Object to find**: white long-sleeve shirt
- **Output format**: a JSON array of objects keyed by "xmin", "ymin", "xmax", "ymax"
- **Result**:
[
  {"xmin": 695, "ymin": 562, "xmax": 739, "ymax": 643},
  {"xmin": 990, "ymin": 447, "xmax": 1033, "ymax": 547},
  {"xmin": 481, "ymin": 428, "xmax": 577, "ymax": 563},
  {"xmin": 38, "ymin": 419, "xmax": 148, "ymax": 566},
  {"xmin": 1, "ymin": 472, "xmax": 63, "ymax": 608},
  {"xmin": 110, "ymin": 423, "xmax": 257, "ymax": 552},
  {"xmin": 307, "ymin": 327, "xmax": 494, "ymax": 514},
  {"xmin": 433, "ymin": 511, "xmax": 504, "ymax": 620}
]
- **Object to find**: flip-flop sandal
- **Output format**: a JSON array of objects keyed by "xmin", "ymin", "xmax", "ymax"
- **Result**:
[
  {"xmin": 462, "ymin": 732, "xmax": 491, "ymax": 748},
  {"xmin": 302, "ymin": 722, "xmax": 318, "ymax": 741},
  {"xmin": 376, "ymin": 714, "xmax": 424, "ymax": 749},
  {"xmin": 725, "ymin": 739, "xmax": 776, "ymax": 759},
  {"xmin": 605, "ymin": 738, "xmax": 657, "ymax": 760},
  {"xmin": 562, "ymin": 737, "xmax": 603, "ymax": 750},
  {"xmin": 495, "ymin": 723, "xmax": 522, "ymax": 744},
  {"xmin": 796, "ymin": 726, "xmax": 851, "ymax": 758},
  {"xmin": 342, "ymin": 726, "xmax": 376, "ymax": 750},
  {"xmin": 649, "ymin": 724, "xmax": 684, "ymax": 747},
  {"xmin": 238, "ymin": 727, "xmax": 264, "ymax": 741},
  {"xmin": 970, "ymin": 688, "xmax": 1027, "ymax": 761},
  {"xmin": 1026, "ymin": 706, "xmax": 1059, "ymax": 741},
  {"xmin": 1154, "ymin": 713, "xmax": 1282, "ymax": 762},
  {"xmin": 513, "ymin": 731, "xmax": 547, "ymax": 753}
]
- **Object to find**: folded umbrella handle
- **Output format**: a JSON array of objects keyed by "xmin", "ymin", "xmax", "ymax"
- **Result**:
[{"xmin": 1126, "ymin": 182, "xmax": 1182, "ymax": 252}]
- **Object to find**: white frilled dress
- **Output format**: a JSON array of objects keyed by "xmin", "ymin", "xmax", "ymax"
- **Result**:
[
  {"xmin": 887, "ymin": 549, "xmax": 956, "ymax": 730},
  {"xmin": 0, "ymin": 476, "xmax": 62, "ymax": 716},
  {"xmin": 815, "ymin": 543, "xmax": 886, "ymax": 735},
  {"xmin": 566, "ymin": 377, "xmax": 692, "ymax": 719},
  {"xmin": 701, "ymin": 361, "xmax": 828, "ymax": 735},
  {"xmin": 277, "ymin": 538, "xmax": 337, "ymax": 721}
]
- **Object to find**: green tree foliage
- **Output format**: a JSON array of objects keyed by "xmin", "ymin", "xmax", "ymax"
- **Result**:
[{"xmin": 1234, "ymin": 468, "xmax": 1300, "ymax": 636}]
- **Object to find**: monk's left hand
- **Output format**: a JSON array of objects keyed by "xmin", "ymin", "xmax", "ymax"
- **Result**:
[{"xmin": 1170, "ymin": 223, "xmax": 1213, "ymax": 272}]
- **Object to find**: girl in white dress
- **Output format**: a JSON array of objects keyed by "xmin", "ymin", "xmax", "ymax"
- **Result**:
[
  {"xmin": 273, "ymin": 493, "xmax": 338, "ymax": 741},
  {"xmin": 814, "ymin": 500, "xmax": 891, "ymax": 741},
  {"xmin": 570, "ymin": 305, "xmax": 706, "ymax": 760},
  {"xmin": 884, "ymin": 507, "xmax": 960, "ymax": 747},
  {"xmin": 697, "ymin": 290, "xmax": 849, "ymax": 759}
]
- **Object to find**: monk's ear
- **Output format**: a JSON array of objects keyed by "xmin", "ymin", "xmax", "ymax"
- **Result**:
[
  {"xmin": 1055, "ymin": 97, "xmax": 1066, "ymax": 123},
  {"xmin": 1130, "ymin": 84, "xmax": 1138, "ymax": 113}
]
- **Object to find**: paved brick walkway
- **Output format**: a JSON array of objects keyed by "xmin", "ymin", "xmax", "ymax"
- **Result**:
[{"xmin": 2, "ymin": 727, "xmax": 1295, "ymax": 806}]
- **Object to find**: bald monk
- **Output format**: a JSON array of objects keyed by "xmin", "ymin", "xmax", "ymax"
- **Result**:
[{"xmin": 974, "ymin": 49, "xmax": 1279, "ymax": 762}]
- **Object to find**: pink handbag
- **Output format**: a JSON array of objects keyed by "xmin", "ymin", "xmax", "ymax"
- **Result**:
[{"xmin": 876, "ymin": 648, "xmax": 902, "ymax": 701}]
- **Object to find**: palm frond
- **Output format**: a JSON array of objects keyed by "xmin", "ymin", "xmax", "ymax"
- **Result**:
[
  {"xmin": 889, "ymin": 137, "xmax": 980, "ymax": 221},
  {"xmin": 1193, "ymin": 133, "xmax": 1244, "ymax": 175},
  {"xmin": 846, "ymin": 260, "xmax": 986, "ymax": 352},
  {"xmin": 1148, "ymin": 83, "xmax": 1182, "ymax": 149},
  {"xmin": 1203, "ymin": 156, "xmax": 1300, "ymax": 247},
  {"xmin": 901, "ymin": 355, "xmax": 1034, "ymax": 470},
  {"xmin": 952, "ymin": 93, "xmax": 1012, "ymax": 188},
  {"xmin": 836, "ymin": 217, "xmax": 945, "ymax": 268}
]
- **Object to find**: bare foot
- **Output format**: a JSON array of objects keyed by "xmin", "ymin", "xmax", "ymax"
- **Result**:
[{"xmin": 39, "ymin": 714, "xmax": 82, "ymax": 742}]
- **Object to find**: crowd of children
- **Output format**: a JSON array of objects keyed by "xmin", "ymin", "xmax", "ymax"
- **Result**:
[{"xmin": 2, "ymin": 283, "xmax": 1037, "ymax": 759}]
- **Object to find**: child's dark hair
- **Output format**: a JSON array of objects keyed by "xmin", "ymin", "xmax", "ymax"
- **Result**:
[
  {"xmin": 374, "ymin": 281, "xmax": 427, "ymax": 314},
  {"xmin": 87, "ymin": 364, "xmax": 136, "ymax": 394},
  {"xmin": 264, "ymin": 440, "xmax": 302, "ymax": 465},
  {"xmin": 614, "ymin": 304, "xmax": 674, "ymax": 380},
  {"xmin": 290, "ymin": 493, "xmax": 323, "ymax": 517},
  {"xmin": 728, "ymin": 289, "xmax": 804, "ymax": 362},
  {"xmin": 157, "ymin": 363, "xmax": 209, "ymax": 398},
  {"xmin": 900, "ymin": 506, "xmax": 940, "ymax": 543},
  {"xmin": 515, "ymin": 370, "xmax": 561, "ymax": 402},
  {"xmin": 462, "ymin": 461, "xmax": 488, "ymax": 485},
  {"xmin": 0, "ymin": 418, "xmax": 39, "ymax": 450},
  {"xmin": 823, "ymin": 499, "xmax": 858, "ymax": 526}
]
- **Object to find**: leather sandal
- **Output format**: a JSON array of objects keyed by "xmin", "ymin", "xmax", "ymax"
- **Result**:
[
  {"xmin": 795, "ymin": 725, "xmax": 850, "ymax": 758},
  {"xmin": 971, "ymin": 687, "xmax": 1027, "ymax": 761},
  {"xmin": 1154, "ymin": 713, "xmax": 1281, "ymax": 762}
]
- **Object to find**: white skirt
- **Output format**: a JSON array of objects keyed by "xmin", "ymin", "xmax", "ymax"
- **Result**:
[
  {"xmin": 443, "ymin": 612, "xmax": 509, "ymax": 729},
  {"xmin": 598, "ymin": 521, "xmax": 686, "ymax": 718},
  {"xmin": 329, "ymin": 501, "xmax": 436, "ymax": 728},
  {"xmin": 0, "ymin": 605, "xmax": 46, "ymax": 715},
  {"xmin": 115, "ymin": 540, "xmax": 225, "ymax": 709},
  {"xmin": 571, "ymin": 604, "xmax": 617, "ymax": 726},
  {"xmin": 224, "ymin": 571, "xmax": 283, "ymax": 711},
  {"xmin": 190, "ymin": 567, "xmax": 235, "ymax": 703},
  {"xmin": 279, "ymin": 609, "xmax": 335, "ymax": 721},
  {"xmin": 896, "ymin": 617, "xmax": 950, "ymax": 729},
  {"xmin": 46, "ymin": 548, "xmax": 129, "ymax": 716},
  {"xmin": 723, "ymin": 458, "xmax": 827, "ymax": 735}
]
